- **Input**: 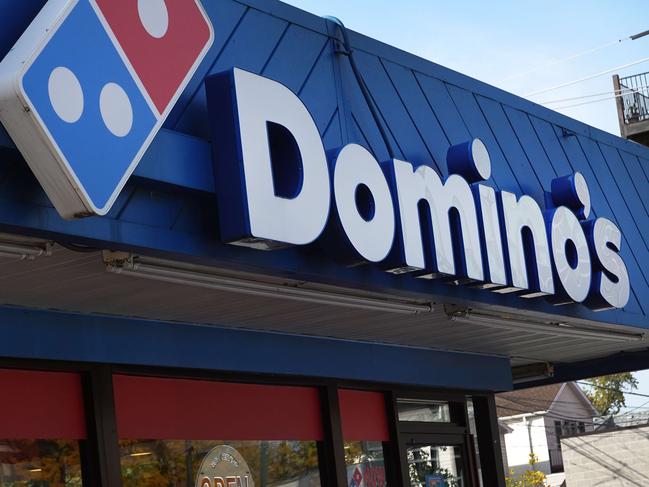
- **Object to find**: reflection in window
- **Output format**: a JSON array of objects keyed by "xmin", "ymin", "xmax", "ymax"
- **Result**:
[
  {"xmin": 120, "ymin": 440, "xmax": 321, "ymax": 487},
  {"xmin": 397, "ymin": 399, "xmax": 451, "ymax": 423},
  {"xmin": 466, "ymin": 398, "xmax": 483, "ymax": 487},
  {"xmin": 406, "ymin": 444, "xmax": 464, "ymax": 487},
  {"xmin": 0, "ymin": 440, "xmax": 83, "ymax": 486},
  {"xmin": 344, "ymin": 441, "xmax": 387, "ymax": 487}
]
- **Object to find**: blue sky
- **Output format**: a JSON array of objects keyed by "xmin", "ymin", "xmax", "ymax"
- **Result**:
[
  {"xmin": 283, "ymin": 0, "xmax": 649, "ymax": 136},
  {"xmin": 283, "ymin": 0, "xmax": 649, "ymax": 411}
]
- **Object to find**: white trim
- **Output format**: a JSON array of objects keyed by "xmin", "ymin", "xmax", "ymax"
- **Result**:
[
  {"xmin": 499, "ymin": 410, "xmax": 548, "ymax": 421},
  {"xmin": 565, "ymin": 381, "xmax": 600, "ymax": 416},
  {"xmin": 548, "ymin": 382, "xmax": 569, "ymax": 412}
]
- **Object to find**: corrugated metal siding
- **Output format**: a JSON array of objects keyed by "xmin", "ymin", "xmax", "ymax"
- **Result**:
[
  {"xmin": 163, "ymin": 0, "xmax": 649, "ymax": 322},
  {"xmin": 1, "ymin": 0, "xmax": 649, "ymax": 334}
]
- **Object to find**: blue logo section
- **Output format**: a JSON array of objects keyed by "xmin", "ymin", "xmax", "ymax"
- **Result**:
[{"xmin": 21, "ymin": 0, "xmax": 157, "ymax": 211}]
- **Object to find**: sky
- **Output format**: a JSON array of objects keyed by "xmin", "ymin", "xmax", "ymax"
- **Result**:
[{"xmin": 283, "ymin": 0, "xmax": 649, "ymax": 412}]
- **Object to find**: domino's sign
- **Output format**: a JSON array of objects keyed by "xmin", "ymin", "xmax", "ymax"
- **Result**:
[
  {"xmin": 0, "ymin": 0, "xmax": 213, "ymax": 218},
  {"xmin": 208, "ymin": 69, "xmax": 631, "ymax": 311},
  {"xmin": 0, "ymin": 2, "xmax": 631, "ymax": 312}
]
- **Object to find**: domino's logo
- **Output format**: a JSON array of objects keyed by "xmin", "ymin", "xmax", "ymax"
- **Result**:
[{"xmin": 0, "ymin": 0, "xmax": 213, "ymax": 218}]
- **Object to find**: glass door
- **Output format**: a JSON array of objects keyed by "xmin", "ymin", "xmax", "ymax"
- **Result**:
[
  {"xmin": 404, "ymin": 435, "xmax": 467, "ymax": 487},
  {"xmin": 396, "ymin": 396, "xmax": 476, "ymax": 487}
]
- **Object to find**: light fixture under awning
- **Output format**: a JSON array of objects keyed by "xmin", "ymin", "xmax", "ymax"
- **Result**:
[
  {"xmin": 0, "ymin": 233, "xmax": 52, "ymax": 260},
  {"xmin": 449, "ymin": 309, "xmax": 644, "ymax": 343},
  {"xmin": 104, "ymin": 253, "xmax": 433, "ymax": 315}
]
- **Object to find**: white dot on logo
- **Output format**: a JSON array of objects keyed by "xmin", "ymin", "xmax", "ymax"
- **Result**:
[
  {"xmin": 471, "ymin": 138, "xmax": 492, "ymax": 181},
  {"xmin": 574, "ymin": 171, "xmax": 591, "ymax": 219},
  {"xmin": 137, "ymin": 0, "xmax": 169, "ymax": 39},
  {"xmin": 100, "ymin": 83, "xmax": 133, "ymax": 138},
  {"xmin": 48, "ymin": 66, "xmax": 84, "ymax": 123}
]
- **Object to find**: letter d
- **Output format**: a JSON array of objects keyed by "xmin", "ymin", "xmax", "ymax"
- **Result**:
[{"xmin": 207, "ymin": 68, "xmax": 330, "ymax": 249}]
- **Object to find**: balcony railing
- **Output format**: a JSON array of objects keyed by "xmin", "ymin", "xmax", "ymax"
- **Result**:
[
  {"xmin": 619, "ymin": 72, "xmax": 649, "ymax": 125},
  {"xmin": 549, "ymin": 448, "xmax": 564, "ymax": 473}
]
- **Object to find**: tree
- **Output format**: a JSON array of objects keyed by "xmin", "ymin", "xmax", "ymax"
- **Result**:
[
  {"xmin": 582, "ymin": 373, "xmax": 638, "ymax": 415},
  {"xmin": 505, "ymin": 453, "xmax": 545, "ymax": 487}
]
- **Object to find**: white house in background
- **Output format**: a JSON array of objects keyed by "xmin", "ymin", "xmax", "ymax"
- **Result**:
[{"xmin": 496, "ymin": 382, "xmax": 599, "ymax": 487}]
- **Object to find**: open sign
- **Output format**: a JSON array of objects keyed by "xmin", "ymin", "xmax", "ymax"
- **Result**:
[{"xmin": 195, "ymin": 446, "xmax": 255, "ymax": 487}]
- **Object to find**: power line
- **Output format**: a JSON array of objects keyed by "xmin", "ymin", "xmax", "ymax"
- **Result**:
[
  {"xmin": 500, "ymin": 28, "xmax": 649, "ymax": 84},
  {"xmin": 631, "ymin": 30, "xmax": 649, "ymax": 41},
  {"xmin": 499, "ymin": 41, "xmax": 621, "ymax": 84},
  {"xmin": 576, "ymin": 381, "xmax": 649, "ymax": 399},
  {"xmin": 525, "ymin": 56, "xmax": 649, "ymax": 97},
  {"xmin": 499, "ymin": 401, "xmax": 649, "ymax": 429},
  {"xmin": 500, "ymin": 397, "xmax": 602, "ymax": 421},
  {"xmin": 541, "ymin": 85, "xmax": 649, "ymax": 105},
  {"xmin": 619, "ymin": 398, "xmax": 649, "ymax": 417},
  {"xmin": 553, "ymin": 94, "xmax": 623, "ymax": 111},
  {"xmin": 500, "ymin": 394, "xmax": 600, "ymax": 408},
  {"xmin": 500, "ymin": 392, "xmax": 649, "ymax": 421},
  {"xmin": 497, "ymin": 381, "xmax": 649, "ymax": 417}
]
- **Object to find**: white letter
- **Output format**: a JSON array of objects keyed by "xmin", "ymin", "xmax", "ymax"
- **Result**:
[
  {"xmin": 331, "ymin": 144, "xmax": 395, "ymax": 262},
  {"xmin": 501, "ymin": 191, "xmax": 554, "ymax": 296},
  {"xmin": 549, "ymin": 206, "xmax": 591, "ymax": 303},
  {"xmin": 226, "ymin": 68, "xmax": 330, "ymax": 247},
  {"xmin": 476, "ymin": 185, "xmax": 507, "ymax": 286},
  {"xmin": 393, "ymin": 160, "xmax": 483, "ymax": 280},
  {"xmin": 585, "ymin": 217, "xmax": 630, "ymax": 310}
]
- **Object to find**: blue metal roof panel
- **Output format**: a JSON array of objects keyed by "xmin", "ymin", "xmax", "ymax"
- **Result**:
[{"xmin": 1, "ymin": 0, "xmax": 649, "ymax": 330}]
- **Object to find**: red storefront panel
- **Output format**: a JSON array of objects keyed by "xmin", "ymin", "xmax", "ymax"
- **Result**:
[
  {"xmin": 339, "ymin": 389, "xmax": 389, "ymax": 441},
  {"xmin": 0, "ymin": 369, "xmax": 86, "ymax": 439},
  {"xmin": 113, "ymin": 375, "xmax": 324, "ymax": 440}
]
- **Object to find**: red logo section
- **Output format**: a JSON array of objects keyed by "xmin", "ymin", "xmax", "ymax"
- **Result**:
[{"xmin": 95, "ymin": 0, "xmax": 212, "ymax": 114}]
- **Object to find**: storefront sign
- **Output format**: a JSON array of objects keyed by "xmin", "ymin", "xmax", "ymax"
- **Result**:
[
  {"xmin": 196, "ymin": 445, "xmax": 254, "ymax": 487},
  {"xmin": 0, "ymin": 0, "xmax": 213, "ymax": 218},
  {"xmin": 425, "ymin": 474, "xmax": 448, "ymax": 487},
  {"xmin": 208, "ymin": 68, "xmax": 630, "ymax": 311},
  {"xmin": 0, "ymin": 2, "xmax": 632, "ymax": 312}
]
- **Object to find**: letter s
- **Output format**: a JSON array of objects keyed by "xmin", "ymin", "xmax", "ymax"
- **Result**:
[{"xmin": 584, "ymin": 217, "xmax": 630, "ymax": 310}]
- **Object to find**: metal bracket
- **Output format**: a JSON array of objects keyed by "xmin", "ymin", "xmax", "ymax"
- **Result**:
[{"xmin": 561, "ymin": 127, "xmax": 576, "ymax": 138}]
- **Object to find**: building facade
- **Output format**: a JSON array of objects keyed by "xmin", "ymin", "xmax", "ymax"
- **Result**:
[
  {"xmin": 613, "ymin": 72, "xmax": 649, "ymax": 146},
  {"xmin": 497, "ymin": 382, "xmax": 597, "ymax": 484},
  {"xmin": 562, "ymin": 422, "xmax": 649, "ymax": 486},
  {"xmin": 1, "ymin": 1, "xmax": 649, "ymax": 486}
]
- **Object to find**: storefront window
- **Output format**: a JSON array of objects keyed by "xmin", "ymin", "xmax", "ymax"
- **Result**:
[
  {"xmin": 0, "ymin": 370, "xmax": 86, "ymax": 486},
  {"xmin": 339, "ymin": 390, "xmax": 389, "ymax": 486},
  {"xmin": 120, "ymin": 439, "xmax": 320, "ymax": 486},
  {"xmin": 114, "ymin": 376, "xmax": 324, "ymax": 486},
  {"xmin": 0, "ymin": 440, "xmax": 83, "ymax": 486},
  {"xmin": 397, "ymin": 399, "xmax": 451, "ymax": 423},
  {"xmin": 406, "ymin": 444, "xmax": 465, "ymax": 487},
  {"xmin": 344, "ymin": 441, "xmax": 386, "ymax": 487},
  {"xmin": 465, "ymin": 398, "xmax": 483, "ymax": 487}
]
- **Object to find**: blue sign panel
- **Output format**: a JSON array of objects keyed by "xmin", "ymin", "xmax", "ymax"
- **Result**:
[
  {"xmin": 0, "ymin": 0, "xmax": 213, "ymax": 218},
  {"xmin": 21, "ymin": 1, "xmax": 158, "ymax": 211},
  {"xmin": 208, "ymin": 68, "xmax": 630, "ymax": 312},
  {"xmin": 1, "ymin": 0, "xmax": 649, "ymax": 332}
]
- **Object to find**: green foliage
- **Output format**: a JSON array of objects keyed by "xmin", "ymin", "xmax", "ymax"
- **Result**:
[
  {"xmin": 582, "ymin": 373, "xmax": 638, "ymax": 415},
  {"xmin": 120, "ymin": 440, "xmax": 321, "ymax": 487},
  {"xmin": 505, "ymin": 453, "xmax": 546, "ymax": 487},
  {"xmin": 0, "ymin": 440, "xmax": 82, "ymax": 487}
]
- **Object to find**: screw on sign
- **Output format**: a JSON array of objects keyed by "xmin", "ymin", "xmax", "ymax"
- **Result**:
[{"xmin": 0, "ymin": 0, "xmax": 213, "ymax": 218}]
